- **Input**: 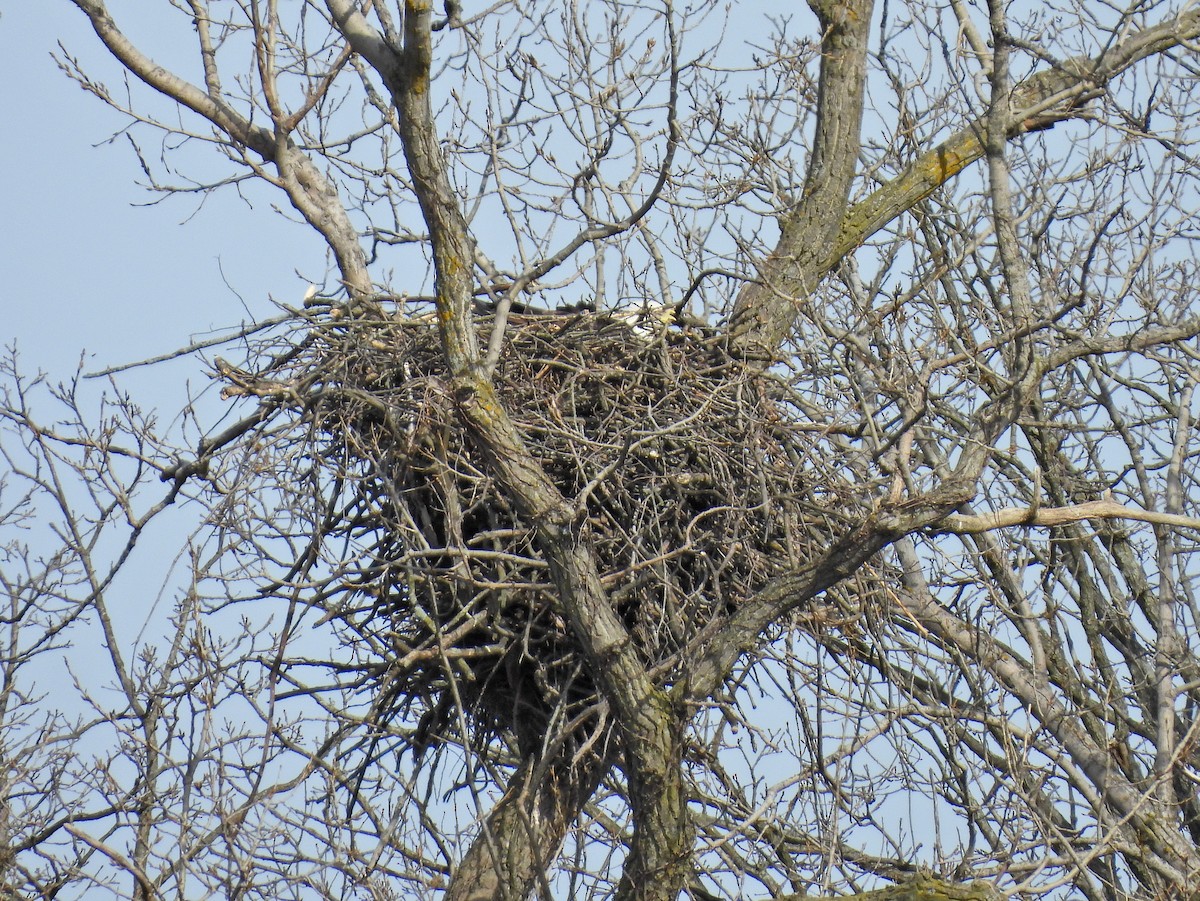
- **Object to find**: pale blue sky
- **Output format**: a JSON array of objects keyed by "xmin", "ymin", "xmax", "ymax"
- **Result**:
[
  {"xmin": 2, "ymin": 4, "xmax": 325, "ymax": 406},
  {"xmin": 7, "ymin": 5, "xmax": 1185, "ymax": 895},
  {"xmin": 0, "ymin": 4, "xmax": 340, "ymax": 695}
]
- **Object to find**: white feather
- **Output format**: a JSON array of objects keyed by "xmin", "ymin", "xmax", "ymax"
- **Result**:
[{"xmin": 612, "ymin": 302, "xmax": 675, "ymax": 339}]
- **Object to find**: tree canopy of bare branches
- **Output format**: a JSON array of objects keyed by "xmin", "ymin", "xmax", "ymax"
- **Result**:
[{"xmin": 6, "ymin": 1, "xmax": 1200, "ymax": 899}]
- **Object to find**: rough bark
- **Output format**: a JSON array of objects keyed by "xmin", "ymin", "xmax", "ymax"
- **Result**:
[
  {"xmin": 784, "ymin": 875, "xmax": 1000, "ymax": 901},
  {"xmin": 327, "ymin": 3, "xmax": 694, "ymax": 898},
  {"xmin": 729, "ymin": 0, "xmax": 875, "ymax": 358},
  {"xmin": 731, "ymin": 4, "xmax": 1200, "ymax": 361},
  {"xmin": 447, "ymin": 752, "xmax": 612, "ymax": 901}
]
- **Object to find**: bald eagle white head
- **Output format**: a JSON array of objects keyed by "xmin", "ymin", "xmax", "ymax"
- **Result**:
[{"xmin": 611, "ymin": 301, "xmax": 676, "ymax": 339}]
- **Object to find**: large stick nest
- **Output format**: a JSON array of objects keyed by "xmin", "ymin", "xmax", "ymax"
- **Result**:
[{"xmin": 232, "ymin": 310, "xmax": 867, "ymax": 759}]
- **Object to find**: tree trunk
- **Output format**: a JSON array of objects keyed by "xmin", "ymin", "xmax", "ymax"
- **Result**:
[{"xmin": 447, "ymin": 751, "xmax": 612, "ymax": 901}]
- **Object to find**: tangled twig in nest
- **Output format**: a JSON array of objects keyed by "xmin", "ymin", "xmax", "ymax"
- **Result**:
[{"xmin": 223, "ymin": 310, "xmax": 866, "ymax": 760}]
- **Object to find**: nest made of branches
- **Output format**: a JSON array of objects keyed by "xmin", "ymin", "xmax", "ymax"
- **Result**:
[{"xmin": 238, "ymin": 309, "xmax": 868, "ymax": 759}]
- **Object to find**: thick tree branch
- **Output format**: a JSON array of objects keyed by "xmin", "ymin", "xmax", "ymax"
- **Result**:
[
  {"xmin": 329, "ymin": 3, "xmax": 695, "ymax": 897},
  {"xmin": 730, "ymin": 4, "xmax": 1200, "ymax": 360},
  {"xmin": 841, "ymin": 4, "xmax": 1200, "ymax": 263},
  {"xmin": 677, "ymin": 476, "xmax": 978, "ymax": 706},
  {"xmin": 935, "ymin": 496, "xmax": 1200, "ymax": 535},
  {"xmin": 446, "ymin": 752, "xmax": 612, "ymax": 901},
  {"xmin": 782, "ymin": 874, "xmax": 1000, "ymax": 901},
  {"xmin": 729, "ymin": 0, "xmax": 875, "ymax": 357},
  {"xmin": 68, "ymin": 0, "xmax": 372, "ymax": 296}
]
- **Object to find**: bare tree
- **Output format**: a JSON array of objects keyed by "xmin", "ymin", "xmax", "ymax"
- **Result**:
[{"xmin": 6, "ymin": 0, "xmax": 1200, "ymax": 898}]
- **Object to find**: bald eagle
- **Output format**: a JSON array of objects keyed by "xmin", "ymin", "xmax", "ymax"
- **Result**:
[{"xmin": 610, "ymin": 301, "xmax": 676, "ymax": 340}]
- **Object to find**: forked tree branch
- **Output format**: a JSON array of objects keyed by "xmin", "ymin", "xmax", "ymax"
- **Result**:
[
  {"xmin": 730, "ymin": 4, "xmax": 1200, "ymax": 360},
  {"xmin": 68, "ymin": 0, "xmax": 373, "ymax": 297},
  {"xmin": 729, "ymin": 0, "xmax": 875, "ymax": 356},
  {"xmin": 326, "ymin": 2, "xmax": 694, "ymax": 898}
]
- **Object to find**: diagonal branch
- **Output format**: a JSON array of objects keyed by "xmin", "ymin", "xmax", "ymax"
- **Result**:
[
  {"xmin": 935, "ymin": 495, "xmax": 1200, "ymax": 535},
  {"xmin": 68, "ymin": 0, "xmax": 372, "ymax": 297},
  {"xmin": 729, "ymin": 0, "xmax": 875, "ymax": 357},
  {"xmin": 838, "ymin": 5, "xmax": 1200, "ymax": 274},
  {"xmin": 730, "ymin": 4, "xmax": 1200, "ymax": 360},
  {"xmin": 894, "ymin": 561, "xmax": 1200, "ymax": 881},
  {"xmin": 326, "ymin": 3, "xmax": 695, "ymax": 898}
]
